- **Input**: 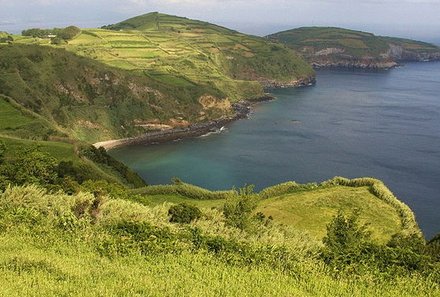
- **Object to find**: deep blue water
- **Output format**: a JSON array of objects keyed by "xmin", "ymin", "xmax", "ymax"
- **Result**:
[{"xmin": 111, "ymin": 63, "xmax": 440, "ymax": 238}]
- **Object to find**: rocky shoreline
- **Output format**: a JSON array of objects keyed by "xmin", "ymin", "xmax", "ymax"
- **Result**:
[
  {"xmin": 94, "ymin": 76, "xmax": 319, "ymax": 150},
  {"xmin": 93, "ymin": 94, "xmax": 275, "ymax": 150}
]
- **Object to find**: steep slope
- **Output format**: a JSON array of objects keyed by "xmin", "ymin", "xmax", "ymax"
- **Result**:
[
  {"xmin": 6, "ymin": 13, "xmax": 314, "ymax": 144},
  {"xmin": 268, "ymin": 27, "xmax": 440, "ymax": 69},
  {"xmin": 0, "ymin": 44, "xmax": 232, "ymax": 143}
]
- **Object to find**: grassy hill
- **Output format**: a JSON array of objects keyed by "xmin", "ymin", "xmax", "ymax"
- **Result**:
[
  {"xmin": 0, "ymin": 178, "xmax": 438, "ymax": 296},
  {"xmin": 268, "ymin": 27, "xmax": 440, "ymax": 69},
  {"xmin": 0, "ymin": 95, "xmax": 145, "ymax": 188},
  {"xmin": 2, "ymin": 13, "xmax": 314, "ymax": 145},
  {"xmin": 131, "ymin": 177, "xmax": 420, "ymax": 243}
]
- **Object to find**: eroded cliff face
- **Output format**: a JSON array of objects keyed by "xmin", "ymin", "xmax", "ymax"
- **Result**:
[{"xmin": 386, "ymin": 44, "xmax": 440, "ymax": 62}]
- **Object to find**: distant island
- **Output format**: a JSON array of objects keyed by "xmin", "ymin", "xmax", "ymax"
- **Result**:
[{"xmin": 268, "ymin": 27, "xmax": 440, "ymax": 69}]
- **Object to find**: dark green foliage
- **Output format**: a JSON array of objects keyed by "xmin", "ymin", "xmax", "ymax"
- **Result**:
[
  {"xmin": 0, "ymin": 35, "xmax": 13, "ymax": 43},
  {"xmin": 22, "ymin": 26, "xmax": 80, "ymax": 41},
  {"xmin": 322, "ymin": 211, "xmax": 437, "ymax": 278},
  {"xmin": 58, "ymin": 26, "xmax": 80, "ymax": 40},
  {"xmin": 168, "ymin": 203, "xmax": 202, "ymax": 224},
  {"xmin": 0, "ymin": 147, "xmax": 58, "ymax": 189},
  {"xmin": 0, "ymin": 140, "xmax": 5, "ymax": 163},
  {"xmin": 427, "ymin": 233, "xmax": 440, "ymax": 262},
  {"xmin": 223, "ymin": 185, "xmax": 258, "ymax": 230},
  {"xmin": 80, "ymin": 146, "xmax": 146, "ymax": 188},
  {"xmin": 99, "ymin": 221, "xmax": 178, "ymax": 257},
  {"xmin": 56, "ymin": 160, "xmax": 100, "ymax": 184},
  {"xmin": 22, "ymin": 28, "xmax": 56, "ymax": 38},
  {"xmin": 322, "ymin": 210, "xmax": 372, "ymax": 269},
  {"xmin": 50, "ymin": 37, "xmax": 65, "ymax": 45}
]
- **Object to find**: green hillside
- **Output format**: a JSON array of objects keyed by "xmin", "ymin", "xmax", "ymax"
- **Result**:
[
  {"xmin": 2, "ymin": 13, "xmax": 314, "ymax": 144},
  {"xmin": 268, "ymin": 27, "xmax": 440, "ymax": 69},
  {"xmin": 0, "ymin": 178, "xmax": 438, "ymax": 296},
  {"xmin": 0, "ymin": 44, "xmax": 228, "ymax": 144}
]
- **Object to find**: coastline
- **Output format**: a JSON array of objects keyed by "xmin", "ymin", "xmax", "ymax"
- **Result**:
[
  {"xmin": 94, "ymin": 77, "xmax": 316, "ymax": 150},
  {"xmin": 94, "ymin": 95, "xmax": 271, "ymax": 151}
]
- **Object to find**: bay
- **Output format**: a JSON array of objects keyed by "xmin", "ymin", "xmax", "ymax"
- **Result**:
[{"xmin": 110, "ymin": 62, "xmax": 440, "ymax": 238}]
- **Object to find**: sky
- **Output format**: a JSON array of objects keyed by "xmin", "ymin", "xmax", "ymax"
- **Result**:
[{"xmin": 1, "ymin": 0, "xmax": 439, "ymax": 43}]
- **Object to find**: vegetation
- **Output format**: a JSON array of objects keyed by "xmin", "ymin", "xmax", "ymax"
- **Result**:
[
  {"xmin": 1, "ymin": 13, "xmax": 439, "ymax": 296},
  {"xmin": 5, "ymin": 13, "xmax": 314, "ymax": 144},
  {"xmin": 22, "ymin": 26, "xmax": 80, "ymax": 41},
  {"xmin": 168, "ymin": 203, "xmax": 202, "ymax": 223},
  {"xmin": 268, "ymin": 27, "xmax": 440, "ymax": 67},
  {"xmin": 0, "ymin": 183, "xmax": 438, "ymax": 296}
]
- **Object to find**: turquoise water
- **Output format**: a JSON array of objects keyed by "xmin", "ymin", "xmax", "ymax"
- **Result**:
[{"xmin": 111, "ymin": 63, "xmax": 440, "ymax": 238}]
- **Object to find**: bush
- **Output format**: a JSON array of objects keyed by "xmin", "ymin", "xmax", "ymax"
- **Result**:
[
  {"xmin": 223, "ymin": 185, "xmax": 258, "ymax": 230},
  {"xmin": 168, "ymin": 203, "xmax": 202, "ymax": 224},
  {"xmin": 322, "ymin": 210, "xmax": 372, "ymax": 268}
]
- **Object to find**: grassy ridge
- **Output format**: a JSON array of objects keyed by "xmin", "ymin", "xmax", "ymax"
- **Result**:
[
  {"xmin": 129, "ymin": 178, "xmax": 420, "ymax": 242},
  {"xmin": 13, "ymin": 12, "xmax": 314, "ymax": 100}
]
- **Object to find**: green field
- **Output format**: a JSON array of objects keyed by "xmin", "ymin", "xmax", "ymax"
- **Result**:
[
  {"xmin": 129, "ymin": 178, "xmax": 420, "ymax": 243},
  {"xmin": 1, "ymin": 14, "xmax": 439, "ymax": 296},
  {"xmin": 257, "ymin": 186, "xmax": 401, "ymax": 243}
]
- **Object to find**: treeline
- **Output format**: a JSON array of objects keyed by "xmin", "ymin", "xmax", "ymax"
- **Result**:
[{"xmin": 21, "ymin": 26, "xmax": 80, "ymax": 42}]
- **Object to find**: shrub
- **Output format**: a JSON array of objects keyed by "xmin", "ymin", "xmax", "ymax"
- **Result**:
[
  {"xmin": 58, "ymin": 26, "xmax": 80, "ymax": 40},
  {"xmin": 223, "ymin": 185, "xmax": 258, "ymax": 230},
  {"xmin": 168, "ymin": 203, "xmax": 202, "ymax": 224}
]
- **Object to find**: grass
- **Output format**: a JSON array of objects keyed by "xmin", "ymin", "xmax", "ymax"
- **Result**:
[
  {"xmin": 0, "ymin": 185, "xmax": 437, "ymax": 296},
  {"xmin": 1, "ymin": 233, "xmax": 436, "ymax": 297},
  {"xmin": 131, "ymin": 194, "xmax": 224, "ymax": 208},
  {"xmin": 257, "ymin": 186, "xmax": 401, "ymax": 243},
  {"xmin": 13, "ymin": 12, "xmax": 314, "ymax": 103},
  {"xmin": 131, "ymin": 179, "xmax": 416, "ymax": 243},
  {"xmin": 1, "ymin": 13, "xmax": 314, "ymax": 143}
]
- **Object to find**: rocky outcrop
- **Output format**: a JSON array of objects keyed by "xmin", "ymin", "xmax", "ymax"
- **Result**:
[
  {"xmin": 311, "ymin": 59, "xmax": 398, "ymax": 70},
  {"xmin": 387, "ymin": 44, "xmax": 440, "ymax": 62},
  {"xmin": 261, "ymin": 76, "xmax": 316, "ymax": 89}
]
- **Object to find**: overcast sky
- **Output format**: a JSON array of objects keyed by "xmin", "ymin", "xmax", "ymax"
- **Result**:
[{"xmin": 1, "ymin": 0, "xmax": 439, "ymax": 43}]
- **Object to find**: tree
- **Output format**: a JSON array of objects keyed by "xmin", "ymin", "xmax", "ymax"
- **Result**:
[
  {"xmin": 168, "ymin": 203, "xmax": 202, "ymax": 224},
  {"xmin": 59, "ymin": 26, "xmax": 80, "ymax": 40}
]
